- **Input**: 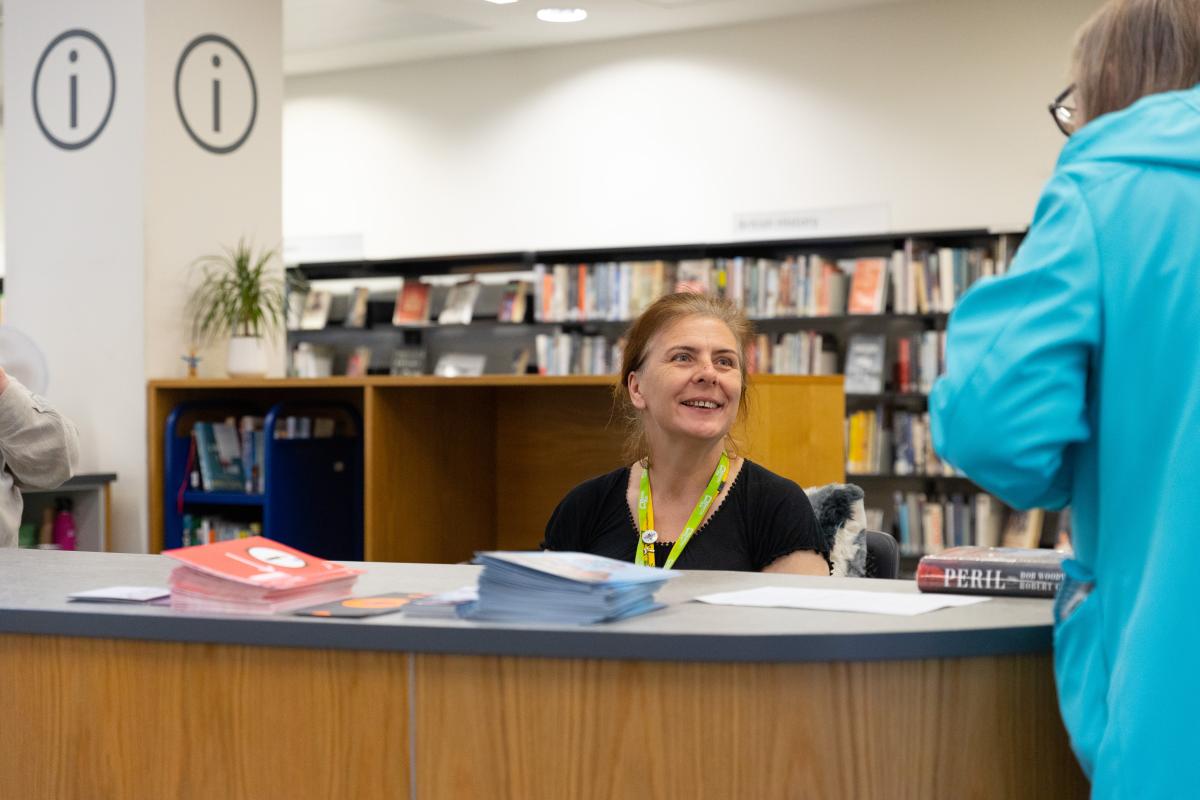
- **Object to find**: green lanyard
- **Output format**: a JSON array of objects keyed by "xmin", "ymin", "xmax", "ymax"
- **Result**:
[{"xmin": 636, "ymin": 452, "xmax": 729, "ymax": 570}]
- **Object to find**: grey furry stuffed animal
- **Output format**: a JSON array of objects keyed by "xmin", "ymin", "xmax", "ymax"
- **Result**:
[{"xmin": 805, "ymin": 483, "xmax": 868, "ymax": 577}]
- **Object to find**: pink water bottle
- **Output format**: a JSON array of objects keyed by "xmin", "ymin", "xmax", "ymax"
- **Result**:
[{"xmin": 53, "ymin": 498, "xmax": 77, "ymax": 551}]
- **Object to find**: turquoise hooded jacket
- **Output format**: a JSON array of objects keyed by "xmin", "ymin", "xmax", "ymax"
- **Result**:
[{"xmin": 931, "ymin": 85, "xmax": 1200, "ymax": 798}]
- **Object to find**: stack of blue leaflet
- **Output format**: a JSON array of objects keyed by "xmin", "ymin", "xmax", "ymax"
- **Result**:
[{"xmin": 466, "ymin": 551, "xmax": 678, "ymax": 624}]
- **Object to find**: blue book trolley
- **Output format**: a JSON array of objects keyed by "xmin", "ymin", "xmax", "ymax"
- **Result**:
[{"xmin": 163, "ymin": 400, "xmax": 363, "ymax": 561}]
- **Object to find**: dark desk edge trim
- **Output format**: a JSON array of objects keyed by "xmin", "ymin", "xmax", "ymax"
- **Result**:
[
  {"xmin": 22, "ymin": 473, "xmax": 117, "ymax": 492},
  {"xmin": 0, "ymin": 609, "xmax": 1050, "ymax": 663}
]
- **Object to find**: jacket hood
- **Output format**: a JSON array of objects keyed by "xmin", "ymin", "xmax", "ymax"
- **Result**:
[{"xmin": 1057, "ymin": 83, "xmax": 1200, "ymax": 173}]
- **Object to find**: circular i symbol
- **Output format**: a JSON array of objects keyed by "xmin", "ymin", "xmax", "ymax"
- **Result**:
[
  {"xmin": 174, "ymin": 33, "xmax": 258, "ymax": 155},
  {"xmin": 32, "ymin": 28, "xmax": 117, "ymax": 151}
]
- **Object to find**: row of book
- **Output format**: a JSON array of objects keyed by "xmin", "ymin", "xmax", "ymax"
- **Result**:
[
  {"xmin": 843, "ymin": 332, "xmax": 946, "ymax": 395},
  {"xmin": 297, "ymin": 279, "xmax": 520, "ymax": 331},
  {"xmin": 189, "ymin": 418, "xmax": 265, "ymax": 494},
  {"xmin": 532, "ymin": 245, "xmax": 1003, "ymax": 323},
  {"xmin": 745, "ymin": 331, "xmax": 839, "ymax": 376},
  {"xmin": 290, "ymin": 331, "xmax": 951, "ymax": 385},
  {"xmin": 533, "ymin": 330, "xmax": 622, "ymax": 376},
  {"xmin": 890, "ymin": 245, "xmax": 1006, "ymax": 315},
  {"xmin": 180, "ymin": 515, "xmax": 262, "ymax": 547},
  {"xmin": 887, "ymin": 492, "xmax": 1045, "ymax": 556},
  {"xmin": 188, "ymin": 415, "xmax": 338, "ymax": 495},
  {"xmin": 293, "ymin": 242, "xmax": 1009, "ymax": 333},
  {"xmin": 846, "ymin": 409, "xmax": 956, "ymax": 477}
]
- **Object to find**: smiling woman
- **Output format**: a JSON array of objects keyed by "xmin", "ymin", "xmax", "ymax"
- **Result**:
[{"xmin": 541, "ymin": 293, "xmax": 829, "ymax": 575}]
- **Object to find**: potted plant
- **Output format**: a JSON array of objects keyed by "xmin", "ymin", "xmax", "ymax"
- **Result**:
[{"xmin": 188, "ymin": 240, "xmax": 288, "ymax": 377}]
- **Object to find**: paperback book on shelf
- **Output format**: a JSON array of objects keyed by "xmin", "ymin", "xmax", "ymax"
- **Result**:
[
  {"xmin": 465, "ymin": 551, "xmax": 677, "ymax": 625},
  {"xmin": 915, "ymin": 546, "xmax": 1066, "ymax": 598},
  {"xmin": 193, "ymin": 421, "xmax": 245, "ymax": 492},
  {"xmin": 844, "ymin": 334, "xmax": 886, "ymax": 394},
  {"xmin": 164, "ymin": 536, "xmax": 362, "ymax": 614},
  {"xmin": 393, "ymin": 281, "xmax": 432, "ymax": 325},
  {"xmin": 343, "ymin": 286, "xmax": 370, "ymax": 328},
  {"xmin": 299, "ymin": 290, "xmax": 332, "ymax": 330},
  {"xmin": 438, "ymin": 281, "xmax": 481, "ymax": 325},
  {"xmin": 847, "ymin": 258, "xmax": 888, "ymax": 314}
]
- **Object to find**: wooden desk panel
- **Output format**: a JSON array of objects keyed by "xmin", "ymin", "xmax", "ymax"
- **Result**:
[
  {"xmin": 413, "ymin": 653, "xmax": 1088, "ymax": 800},
  {"xmin": 496, "ymin": 387, "xmax": 627, "ymax": 550},
  {"xmin": 365, "ymin": 385, "xmax": 497, "ymax": 563},
  {"xmin": 746, "ymin": 376, "xmax": 845, "ymax": 487},
  {"xmin": 0, "ymin": 634, "xmax": 410, "ymax": 800}
]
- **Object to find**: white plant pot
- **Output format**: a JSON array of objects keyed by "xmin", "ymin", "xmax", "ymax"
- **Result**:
[{"xmin": 226, "ymin": 336, "xmax": 268, "ymax": 377}]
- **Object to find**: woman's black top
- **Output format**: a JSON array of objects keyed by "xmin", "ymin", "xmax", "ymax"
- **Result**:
[{"xmin": 540, "ymin": 460, "xmax": 825, "ymax": 571}]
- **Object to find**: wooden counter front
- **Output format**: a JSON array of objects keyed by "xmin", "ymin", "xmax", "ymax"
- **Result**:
[{"xmin": 0, "ymin": 551, "xmax": 1089, "ymax": 799}]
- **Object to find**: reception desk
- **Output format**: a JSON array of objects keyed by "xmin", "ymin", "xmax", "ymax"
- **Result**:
[{"xmin": 0, "ymin": 550, "xmax": 1088, "ymax": 799}]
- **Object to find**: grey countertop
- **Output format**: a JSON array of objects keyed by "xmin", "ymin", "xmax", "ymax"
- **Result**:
[{"xmin": 0, "ymin": 549, "xmax": 1054, "ymax": 663}]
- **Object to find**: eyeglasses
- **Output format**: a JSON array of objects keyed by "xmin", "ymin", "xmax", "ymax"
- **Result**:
[{"xmin": 1049, "ymin": 84, "xmax": 1077, "ymax": 137}]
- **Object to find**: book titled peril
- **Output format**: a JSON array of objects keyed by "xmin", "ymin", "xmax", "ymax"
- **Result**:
[{"xmin": 916, "ymin": 546, "xmax": 1067, "ymax": 598}]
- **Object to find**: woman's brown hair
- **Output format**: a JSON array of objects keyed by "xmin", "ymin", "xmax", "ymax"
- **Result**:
[
  {"xmin": 613, "ymin": 292, "xmax": 754, "ymax": 464},
  {"xmin": 1073, "ymin": 0, "xmax": 1200, "ymax": 124}
]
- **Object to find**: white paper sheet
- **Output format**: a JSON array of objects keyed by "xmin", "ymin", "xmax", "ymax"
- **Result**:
[
  {"xmin": 693, "ymin": 586, "xmax": 990, "ymax": 616},
  {"xmin": 68, "ymin": 586, "xmax": 171, "ymax": 603}
]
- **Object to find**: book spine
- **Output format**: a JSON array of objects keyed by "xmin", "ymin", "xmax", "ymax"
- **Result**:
[{"xmin": 915, "ymin": 559, "xmax": 1064, "ymax": 597}]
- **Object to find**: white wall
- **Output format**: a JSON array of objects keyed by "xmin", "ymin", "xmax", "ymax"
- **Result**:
[
  {"xmin": 6, "ymin": 0, "xmax": 281, "ymax": 553},
  {"xmin": 5, "ymin": 0, "xmax": 148, "ymax": 550},
  {"xmin": 283, "ymin": 0, "xmax": 1103, "ymax": 257},
  {"xmin": 144, "ymin": 0, "xmax": 284, "ymax": 382}
]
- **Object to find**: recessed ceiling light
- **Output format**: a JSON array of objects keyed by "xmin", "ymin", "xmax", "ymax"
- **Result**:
[
  {"xmin": 483, "ymin": 0, "xmax": 519, "ymax": 4},
  {"xmin": 537, "ymin": 8, "xmax": 588, "ymax": 22}
]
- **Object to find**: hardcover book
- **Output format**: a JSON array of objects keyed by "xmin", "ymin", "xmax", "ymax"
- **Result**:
[
  {"xmin": 1001, "ymin": 508, "xmax": 1045, "ymax": 549},
  {"xmin": 847, "ymin": 258, "xmax": 888, "ymax": 314},
  {"xmin": 438, "ymin": 281, "xmax": 481, "ymax": 325},
  {"xmin": 844, "ymin": 334, "xmax": 886, "ymax": 394},
  {"xmin": 916, "ymin": 546, "xmax": 1066, "ymax": 597},
  {"xmin": 344, "ymin": 345, "xmax": 371, "ymax": 377},
  {"xmin": 193, "ymin": 421, "xmax": 245, "ymax": 492},
  {"xmin": 299, "ymin": 290, "xmax": 332, "ymax": 330},
  {"xmin": 343, "ymin": 286, "xmax": 370, "ymax": 328},
  {"xmin": 390, "ymin": 346, "xmax": 427, "ymax": 376},
  {"xmin": 392, "ymin": 281, "xmax": 432, "ymax": 325},
  {"xmin": 497, "ymin": 280, "xmax": 528, "ymax": 323}
]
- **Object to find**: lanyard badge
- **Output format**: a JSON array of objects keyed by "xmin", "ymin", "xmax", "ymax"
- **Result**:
[{"xmin": 636, "ymin": 452, "xmax": 729, "ymax": 570}]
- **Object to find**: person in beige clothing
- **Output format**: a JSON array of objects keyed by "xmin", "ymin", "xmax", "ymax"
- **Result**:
[{"xmin": 0, "ymin": 366, "xmax": 80, "ymax": 548}]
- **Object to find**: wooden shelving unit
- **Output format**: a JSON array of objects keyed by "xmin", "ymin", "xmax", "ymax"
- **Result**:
[{"xmin": 147, "ymin": 375, "xmax": 845, "ymax": 563}]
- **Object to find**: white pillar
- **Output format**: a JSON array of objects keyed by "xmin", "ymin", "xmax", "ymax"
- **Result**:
[{"xmin": 5, "ymin": 0, "xmax": 283, "ymax": 551}]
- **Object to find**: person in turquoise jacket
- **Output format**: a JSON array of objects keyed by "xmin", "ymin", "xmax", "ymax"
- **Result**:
[{"xmin": 929, "ymin": 1, "xmax": 1200, "ymax": 795}]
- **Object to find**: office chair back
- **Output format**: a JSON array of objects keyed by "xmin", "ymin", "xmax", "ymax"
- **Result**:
[{"xmin": 864, "ymin": 530, "xmax": 899, "ymax": 579}]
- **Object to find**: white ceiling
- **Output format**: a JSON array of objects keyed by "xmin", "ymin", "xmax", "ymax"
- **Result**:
[{"xmin": 284, "ymin": 0, "xmax": 910, "ymax": 75}]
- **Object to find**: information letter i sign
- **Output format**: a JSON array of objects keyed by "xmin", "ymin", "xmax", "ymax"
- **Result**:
[
  {"xmin": 32, "ymin": 29, "xmax": 117, "ymax": 151},
  {"xmin": 174, "ymin": 33, "xmax": 257, "ymax": 155}
]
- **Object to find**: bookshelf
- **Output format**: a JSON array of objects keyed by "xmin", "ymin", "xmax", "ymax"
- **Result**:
[
  {"xmin": 285, "ymin": 227, "xmax": 1037, "ymax": 562},
  {"xmin": 161, "ymin": 400, "xmax": 364, "ymax": 560},
  {"xmin": 147, "ymin": 375, "xmax": 845, "ymax": 562}
]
